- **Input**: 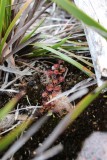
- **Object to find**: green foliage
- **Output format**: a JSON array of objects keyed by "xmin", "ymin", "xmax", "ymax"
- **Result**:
[
  {"xmin": 0, "ymin": 118, "xmax": 32, "ymax": 151},
  {"xmin": 34, "ymin": 42, "xmax": 94, "ymax": 77},
  {"xmin": 0, "ymin": 0, "xmax": 9, "ymax": 39},
  {"xmin": 0, "ymin": 0, "xmax": 51, "ymax": 62},
  {"xmin": 0, "ymin": 0, "xmax": 33, "ymax": 57},
  {"xmin": 0, "ymin": 92, "xmax": 25, "ymax": 120}
]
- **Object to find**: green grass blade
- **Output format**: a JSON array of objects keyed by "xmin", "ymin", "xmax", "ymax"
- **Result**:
[
  {"xmin": 0, "ymin": 0, "xmax": 33, "ymax": 55},
  {"xmin": 34, "ymin": 43, "xmax": 94, "ymax": 77},
  {"xmin": 62, "ymin": 46, "xmax": 89, "ymax": 51},
  {"xmin": 30, "ymin": 37, "xmax": 68, "ymax": 57},
  {"xmin": 59, "ymin": 48, "xmax": 93, "ymax": 68},
  {"xmin": 0, "ymin": 91, "xmax": 25, "ymax": 120},
  {"xmin": 0, "ymin": 119, "xmax": 32, "ymax": 151},
  {"xmin": 0, "ymin": 0, "xmax": 7, "ymax": 39},
  {"xmin": 21, "ymin": 18, "xmax": 45, "ymax": 44},
  {"xmin": 71, "ymin": 82, "xmax": 107, "ymax": 121},
  {"xmin": 52, "ymin": 0, "xmax": 107, "ymax": 38},
  {"xmin": 52, "ymin": 37, "xmax": 68, "ymax": 49},
  {"xmin": 5, "ymin": 0, "xmax": 11, "ymax": 31}
]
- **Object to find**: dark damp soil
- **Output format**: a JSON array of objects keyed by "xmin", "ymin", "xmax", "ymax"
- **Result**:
[
  {"xmin": 1, "ymin": 59, "xmax": 107, "ymax": 160},
  {"xmin": 13, "ymin": 93, "xmax": 107, "ymax": 160}
]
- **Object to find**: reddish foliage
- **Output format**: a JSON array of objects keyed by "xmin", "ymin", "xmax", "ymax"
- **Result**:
[
  {"xmin": 53, "ymin": 79, "xmax": 58, "ymax": 84},
  {"xmin": 46, "ymin": 84, "xmax": 54, "ymax": 91},
  {"xmin": 54, "ymin": 70, "xmax": 60, "ymax": 75},
  {"xmin": 59, "ymin": 76, "xmax": 64, "ymax": 82},
  {"xmin": 47, "ymin": 70, "xmax": 53, "ymax": 76},
  {"xmin": 41, "ymin": 61, "xmax": 67, "ymax": 114},
  {"xmin": 54, "ymin": 85, "xmax": 61, "ymax": 91},
  {"xmin": 53, "ymin": 64, "xmax": 60, "ymax": 69},
  {"xmin": 60, "ymin": 68, "xmax": 66, "ymax": 73},
  {"xmin": 42, "ymin": 91, "xmax": 48, "ymax": 98},
  {"xmin": 52, "ymin": 91, "xmax": 58, "ymax": 97}
]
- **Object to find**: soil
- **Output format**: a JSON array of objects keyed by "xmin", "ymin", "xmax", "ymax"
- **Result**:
[
  {"xmin": 1, "ymin": 59, "xmax": 107, "ymax": 160},
  {"xmin": 13, "ymin": 92, "xmax": 107, "ymax": 160}
]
